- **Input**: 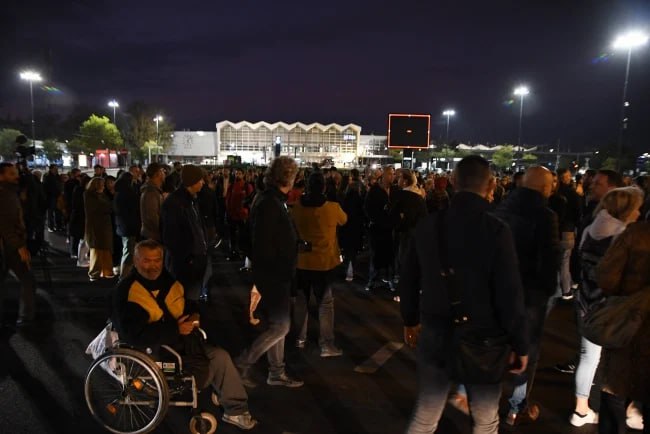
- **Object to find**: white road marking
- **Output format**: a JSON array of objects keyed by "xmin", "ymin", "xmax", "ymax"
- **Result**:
[{"xmin": 354, "ymin": 341, "xmax": 404, "ymax": 374}]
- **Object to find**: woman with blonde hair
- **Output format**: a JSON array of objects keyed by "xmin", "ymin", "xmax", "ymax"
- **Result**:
[
  {"xmin": 570, "ymin": 186, "xmax": 644, "ymax": 427},
  {"xmin": 84, "ymin": 177, "xmax": 114, "ymax": 281}
]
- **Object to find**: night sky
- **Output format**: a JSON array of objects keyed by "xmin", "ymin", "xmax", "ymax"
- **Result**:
[{"xmin": 2, "ymin": 0, "xmax": 650, "ymax": 151}]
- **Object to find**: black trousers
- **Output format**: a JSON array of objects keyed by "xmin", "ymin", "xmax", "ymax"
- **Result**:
[
  {"xmin": 173, "ymin": 255, "xmax": 208, "ymax": 302},
  {"xmin": 599, "ymin": 392, "xmax": 649, "ymax": 434}
]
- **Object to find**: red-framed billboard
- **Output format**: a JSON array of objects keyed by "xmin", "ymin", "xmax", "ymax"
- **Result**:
[{"xmin": 387, "ymin": 113, "xmax": 431, "ymax": 149}]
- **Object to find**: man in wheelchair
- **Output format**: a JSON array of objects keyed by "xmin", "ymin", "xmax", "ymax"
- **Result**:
[{"xmin": 112, "ymin": 239, "xmax": 257, "ymax": 430}]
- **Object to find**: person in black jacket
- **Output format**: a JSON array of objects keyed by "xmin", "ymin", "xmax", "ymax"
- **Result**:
[
  {"xmin": 399, "ymin": 156, "xmax": 529, "ymax": 434},
  {"xmin": 0, "ymin": 163, "xmax": 36, "ymax": 327},
  {"xmin": 339, "ymin": 169, "xmax": 365, "ymax": 282},
  {"xmin": 557, "ymin": 168, "xmax": 582, "ymax": 300},
  {"xmin": 42, "ymin": 164, "xmax": 63, "ymax": 232},
  {"xmin": 492, "ymin": 166, "xmax": 560, "ymax": 425},
  {"xmin": 161, "ymin": 165, "xmax": 208, "ymax": 302},
  {"xmin": 364, "ymin": 166, "xmax": 396, "ymax": 291},
  {"xmin": 390, "ymin": 169, "xmax": 427, "ymax": 284},
  {"xmin": 112, "ymin": 240, "xmax": 257, "ymax": 430},
  {"xmin": 114, "ymin": 172, "xmax": 141, "ymax": 277},
  {"xmin": 235, "ymin": 156, "xmax": 303, "ymax": 389}
]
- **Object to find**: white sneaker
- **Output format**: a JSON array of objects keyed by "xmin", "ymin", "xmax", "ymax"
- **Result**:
[
  {"xmin": 627, "ymin": 402, "xmax": 644, "ymax": 430},
  {"xmin": 570, "ymin": 409, "xmax": 599, "ymax": 427}
]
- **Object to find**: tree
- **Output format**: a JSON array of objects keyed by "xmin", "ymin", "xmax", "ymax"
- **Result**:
[
  {"xmin": 41, "ymin": 139, "xmax": 63, "ymax": 162},
  {"xmin": 601, "ymin": 157, "xmax": 618, "ymax": 171},
  {"xmin": 123, "ymin": 101, "xmax": 174, "ymax": 151},
  {"xmin": 76, "ymin": 114, "xmax": 123, "ymax": 153},
  {"xmin": 0, "ymin": 128, "xmax": 25, "ymax": 160},
  {"xmin": 521, "ymin": 153, "xmax": 538, "ymax": 167},
  {"xmin": 492, "ymin": 145, "xmax": 515, "ymax": 170}
]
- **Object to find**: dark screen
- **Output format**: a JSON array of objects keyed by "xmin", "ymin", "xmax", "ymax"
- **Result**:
[{"xmin": 388, "ymin": 115, "xmax": 430, "ymax": 149}]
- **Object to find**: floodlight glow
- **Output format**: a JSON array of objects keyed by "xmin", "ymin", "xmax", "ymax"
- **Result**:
[
  {"xmin": 154, "ymin": 115, "xmax": 163, "ymax": 122},
  {"xmin": 20, "ymin": 70, "xmax": 43, "ymax": 82},
  {"xmin": 108, "ymin": 100, "xmax": 119, "ymax": 108},
  {"xmin": 613, "ymin": 30, "xmax": 649, "ymax": 50},
  {"xmin": 514, "ymin": 86, "xmax": 530, "ymax": 96},
  {"xmin": 442, "ymin": 110, "xmax": 456, "ymax": 116}
]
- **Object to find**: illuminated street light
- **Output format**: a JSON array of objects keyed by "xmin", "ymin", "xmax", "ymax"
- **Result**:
[
  {"xmin": 612, "ymin": 30, "xmax": 648, "ymax": 171},
  {"xmin": 19, "ymin": 70, "xmax": 43, "ymax": 150},
  {"xmin": 442, "ymin": 109, "xmax": 455, "ymax": 144},
  {"xmin": 151, "ymin": 115, "xmax": 164, "ymax": 164},
  {"xmin": 513, "ymin": 85, "xmax": 530, "ymax": 147},
  {"xmin": 108, "ymin": 100, "xmax": 119, "ymax": 124}
]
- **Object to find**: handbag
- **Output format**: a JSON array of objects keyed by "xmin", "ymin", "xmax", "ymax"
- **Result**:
[
  {"xmin": 581, "ymin": 288, "xmax": 650, "ymax": 349},
  {"xmin": 435, "ymin": 211, "xmax": 512, "ymax": 384}
]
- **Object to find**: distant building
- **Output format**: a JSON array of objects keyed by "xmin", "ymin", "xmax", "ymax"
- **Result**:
[
  {"xmin": 216, "ymin": 121, "xmax": 362, "ymax": 166},
  {"xmin": 167, "ymin": 131, "xmax": 218, "ymax": 163},
  {"xmin": 167, "ymin": 122, "xmax": 400, "ymax": 167}
]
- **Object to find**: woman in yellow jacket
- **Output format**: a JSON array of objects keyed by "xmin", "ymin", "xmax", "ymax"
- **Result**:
[{"xmin": 291, "ymin": 171, "xmax": 347, "ymax": 357}]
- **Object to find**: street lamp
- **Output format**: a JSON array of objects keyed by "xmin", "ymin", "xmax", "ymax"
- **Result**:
[
  {"xmin": 19, "ymin": 70, "xmax": 43, "ymax": 150},
  {"xmin": 108, "ymin": 100, "xmax": 119, "ymax": 124},
  {"xmin": 442, "ymin": 109, "xmax": 456, "ymax": 144},
  {"xmin": 152, "ymin": 115, "xmax": 163, "ymax": 164},
  {"xmin": 513, "ymin": 85, "xmax": 530, "ymax": 147},
  {"xmin": 612, "ymin": 30, "xmax": 648, "ymax": 171}
]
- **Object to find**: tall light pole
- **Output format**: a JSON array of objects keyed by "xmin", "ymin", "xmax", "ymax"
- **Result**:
[
  {"xmin": 152, "ymin": 115, "xmax": 163, "ymax": 164},
  {"xmin": 108, "ymin": 100, "xmax": 119, "ymax": 124},
  {"xmin": 19, "ymin": 70, "xmax": 43, "ymax": 151},
  {"xmin": 612, "ymin": 30, "xmax": 648, "ymax": 171},
  {"xmin": 513, "ymin": 85, "xmax": 530, "ymax": 147},
  {"xmin": 442, "ymin": 109, "xmax": 456, "ymax": 144}
]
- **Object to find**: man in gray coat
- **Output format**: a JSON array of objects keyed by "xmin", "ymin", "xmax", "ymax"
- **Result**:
[
  {"xmin": 140, "ymin": 163, "xmax": 165, "ymax": 241},
  {"xmin": 0, "ymin": 162, "xmax": 36, "ymax": 328}
]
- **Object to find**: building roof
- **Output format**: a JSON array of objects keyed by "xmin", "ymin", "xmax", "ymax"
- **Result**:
[{"xmin": 216, "ymin": 120, "xmax": 362, "ymax": 133}]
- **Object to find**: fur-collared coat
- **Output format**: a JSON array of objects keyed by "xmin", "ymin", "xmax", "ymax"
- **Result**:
[{"xmin": 597, "ymin": 221, "xmax": 650, "ymax": 401}]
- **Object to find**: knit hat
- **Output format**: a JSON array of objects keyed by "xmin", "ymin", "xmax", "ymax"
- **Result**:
[{"xmin": 181, "ymin": 164, "xmax": 204, "ymax": 187}]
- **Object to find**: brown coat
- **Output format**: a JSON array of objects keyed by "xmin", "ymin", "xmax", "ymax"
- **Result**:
[
  {"xmin": 596, "ymin": 221, "xmax": 650, "ymax": 401},
  {"xmin": 84, "ymin": 191, "xmax": 113, "ymax": 251}
]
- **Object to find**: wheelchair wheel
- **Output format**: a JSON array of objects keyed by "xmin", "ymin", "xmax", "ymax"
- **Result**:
[
  {"xmin": 189, "ymin": 412, "xmax": 217, "ymax": 434},
  {"xmin": 85, "ymin": 348, "xmax": 169, "ymax": 434}
]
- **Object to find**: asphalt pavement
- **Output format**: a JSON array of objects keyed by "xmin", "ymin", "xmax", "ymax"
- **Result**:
[{"xmin": 0, "ymin": 231, "xmax": 633, "ymax": 434}]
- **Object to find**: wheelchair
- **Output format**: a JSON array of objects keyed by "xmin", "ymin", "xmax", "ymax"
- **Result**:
[{"xmin": 84, "ymin": 330, "xmax": 220, "ymax": 434}]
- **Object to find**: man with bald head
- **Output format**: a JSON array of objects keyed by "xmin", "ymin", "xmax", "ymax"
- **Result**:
[{"xmin": 493, "ymin": 166, "xmax": 561, "ymax": 425}]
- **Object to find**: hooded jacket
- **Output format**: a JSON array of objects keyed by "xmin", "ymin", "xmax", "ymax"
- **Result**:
[
  {"xmin": 576, "ymin": 209, "xmax": 627, "ymax": 314},
  {"xmin": 291, "ymin": 192, "xmax": 347, "ymax": 271}
]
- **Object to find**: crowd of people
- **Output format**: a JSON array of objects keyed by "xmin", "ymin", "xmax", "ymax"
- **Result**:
[{"xmin": 1, "ymin": 133, "xmax": 650, "ymax": 432}]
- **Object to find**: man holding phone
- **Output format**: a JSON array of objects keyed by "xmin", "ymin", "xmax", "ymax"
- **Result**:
[{"xmin": 112, "ymin": 240, "xmax": 257, "ymax": 430}]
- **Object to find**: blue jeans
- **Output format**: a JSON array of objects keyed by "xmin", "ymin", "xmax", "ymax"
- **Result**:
[
  {"xmin": 407, "ymin": 326, "xmax": 501, "ymax": 434},
  {"xmin": 120, "ymin": 236, "xmax": 136, "ymax": 277},
  {"xmin": 507, "ymin": 297, "xmax": 549, "ymax": 413},
  {"xmin": 559, "ymin": 232, "xmax": 575, "ymax": 295},
  {"xmin": 237, "ymin": 290, "xmax": 291, "ymax": 377},
  {"xmin": 575, "ymin": 336, "xmax": 601, "ymax": 398}
]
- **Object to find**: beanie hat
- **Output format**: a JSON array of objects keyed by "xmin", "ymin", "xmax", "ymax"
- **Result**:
[{"xmin": 181, "ymin": 164, "xmax": 204, "ymax": 187}]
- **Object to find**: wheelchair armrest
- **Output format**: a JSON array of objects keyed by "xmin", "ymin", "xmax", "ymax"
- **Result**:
[{"xmin": 160, "ymin": 345, "xmax": 183, "ymax": 372}]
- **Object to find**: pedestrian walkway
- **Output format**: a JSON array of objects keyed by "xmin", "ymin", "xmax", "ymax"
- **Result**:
[{"xmin": 0, "ymin": 232, "xmax": 621, "ymax": 433}]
